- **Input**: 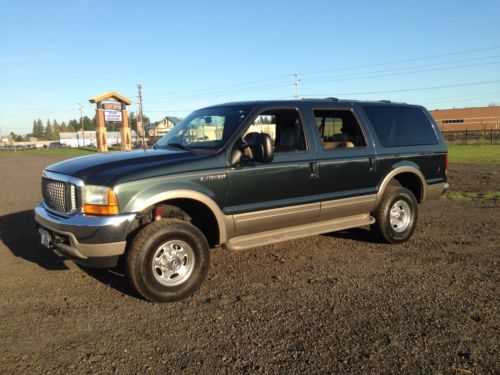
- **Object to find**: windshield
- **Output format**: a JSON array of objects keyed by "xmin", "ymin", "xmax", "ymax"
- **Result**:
[{"xmin": 155, "ymin": 106, "xmax": 252, "ymax": 151}]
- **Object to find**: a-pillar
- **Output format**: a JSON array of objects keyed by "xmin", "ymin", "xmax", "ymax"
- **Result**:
[
  {"xmin": 120, "ymin": 108, "xmax": 131, "ymax": 151},
  {"xmin": 96, "ymin": 108, "xmax": 108, "ymax": 152}
]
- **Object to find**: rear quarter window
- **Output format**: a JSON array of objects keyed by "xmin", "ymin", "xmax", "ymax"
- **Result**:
[{"xmin": 363, "ymin": 106, "xmax": 438, "ymax": 147}]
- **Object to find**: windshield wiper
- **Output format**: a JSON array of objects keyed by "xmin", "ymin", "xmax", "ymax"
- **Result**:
[{"xmin": 167, "ymin": 142, "xmax": 192, "ymax": 152}]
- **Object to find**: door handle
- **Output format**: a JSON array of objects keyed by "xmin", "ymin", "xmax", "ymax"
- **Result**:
[
  {"xmin": 369, "ymin": 157, "xmax": 376, "ymax": 172},
  {"xmin": 310, "ymin": 162, "xmax": 319, "ymax": 179}
]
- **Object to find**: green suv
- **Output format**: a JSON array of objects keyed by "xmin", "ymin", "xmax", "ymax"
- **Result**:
[{"xmin": 35, "ymin": 99, "xmax": 448, "ymax": 302}]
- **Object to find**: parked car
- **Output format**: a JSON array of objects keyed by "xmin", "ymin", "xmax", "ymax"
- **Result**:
[{"xmin": 35, "ymin": 99, "xmax": 448, "ymax": 302}]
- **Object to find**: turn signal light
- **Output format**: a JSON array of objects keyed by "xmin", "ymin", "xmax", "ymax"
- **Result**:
[{"xmin": 83, "ymin": 189, "xmax": 119, "ymax": 215}]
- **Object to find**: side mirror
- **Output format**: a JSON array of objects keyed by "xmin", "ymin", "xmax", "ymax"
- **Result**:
[{"xmin": 230, "ymin": 148, "xmax": 243, "ymax": 165}]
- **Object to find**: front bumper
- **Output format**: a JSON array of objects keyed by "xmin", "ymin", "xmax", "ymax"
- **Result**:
[{"xmin": 34, "ymin": 203, "xmax": 136, "ymax": 267}]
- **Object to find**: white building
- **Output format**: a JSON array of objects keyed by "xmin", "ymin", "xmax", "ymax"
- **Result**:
[{"xmin": 59, "ymin": 131, "xmax": 137, "ymax": 148}]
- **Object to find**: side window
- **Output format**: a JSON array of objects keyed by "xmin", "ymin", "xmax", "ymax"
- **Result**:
[
  {"xmin": 363, "ymin": 106, "xmax": 438, "ymax": 147},
  {"xmin": 314, "ymin": 110, "xmax": 366, "ymax": 150},
  {"xmin": 245, "ymin": 115, "xmax": 277, "ymax": 142},
  {"xmin": 244, "ymin": 109, "xmax": 307, "ymax": 153}
]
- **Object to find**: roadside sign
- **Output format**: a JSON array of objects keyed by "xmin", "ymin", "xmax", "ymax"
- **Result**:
[
  {"xmin": 105, "ymin": 110, "xmax": 122, "ymax": 122},
  {"xmin": 103, "ymin": 102, "xmax": 122, "ymax": 110}
]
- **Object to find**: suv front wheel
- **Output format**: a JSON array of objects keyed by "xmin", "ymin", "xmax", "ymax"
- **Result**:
[
  {"xmin": 126, "ymin": 219, "xmax": 210, "ymax": 302},
  {"xmin": 372, "ymin": 186, "xmax": 418, "ymax": 244}
]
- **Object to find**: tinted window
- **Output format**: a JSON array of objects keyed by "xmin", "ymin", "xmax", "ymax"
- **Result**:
[{"xmin": 364, "ymin": 106, "xmax": 438, "ymax": 147}]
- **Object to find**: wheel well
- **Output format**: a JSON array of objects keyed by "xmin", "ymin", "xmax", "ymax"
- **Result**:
[
  {"xmin": 153, "ymin": 198, "xmax": 220, "ymax": 248},
  {"xmin": 392, "ymin": 173, "xmax": 423, "ymax": 203}
]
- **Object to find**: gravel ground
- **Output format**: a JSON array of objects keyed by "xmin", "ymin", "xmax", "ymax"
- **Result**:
[{"xmin": 0, "ymin": 155, "xmax": 498, "ymax": 374}]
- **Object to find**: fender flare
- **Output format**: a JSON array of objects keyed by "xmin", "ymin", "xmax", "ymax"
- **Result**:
[
  {"xmin": 375, "ymin": 166, "xmax": 427, "ymax": 205},
  {"xmin": 134, "ymin": 189, "xmax": 232, "ymax": 244}
]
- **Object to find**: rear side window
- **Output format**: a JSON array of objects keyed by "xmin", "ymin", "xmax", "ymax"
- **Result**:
[{"xmin": 364, "ymin": 106, "xmax": 438, "ymax": 147}]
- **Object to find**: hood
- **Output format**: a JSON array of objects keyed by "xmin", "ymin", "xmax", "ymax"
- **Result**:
[{"xmin": 45, "ymin": 149, "xmax": 204, "ymax": 186}]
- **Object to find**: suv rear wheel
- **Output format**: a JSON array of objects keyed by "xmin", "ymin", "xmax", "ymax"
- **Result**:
[
  {"xmin": 126, "ymin": 219, "xmax": 210, "ymax": 302},
  {"xmin": 372, "ymin": 186, "xmax": 418, "ymax": 244}
]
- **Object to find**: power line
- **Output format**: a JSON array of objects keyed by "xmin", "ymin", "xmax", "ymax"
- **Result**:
[
  {"xmin": 301, "ymin": 55, "xmax": 500, "ymax": 83},
  {"xmin": 144, "ymin": 55, "xmax": 500, "ymax": 103},
  {"xmin": 301, "ymin": 60, "xmax": 500, "ymax": 86},
  {"xmin": 145, "ymin": 74, "xmax": 293, "ymax": 98},
  {"xmin": 300, "ymin": 45, "xmax": 500, "ymax": 76},
  {"xmin": 302, "ymin": 79, "xmax": 500, "ymax": 97}
]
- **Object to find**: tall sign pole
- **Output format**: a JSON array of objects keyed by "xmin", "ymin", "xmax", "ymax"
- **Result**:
[
  {"xmin": 137, "ymin": 83, "xmax": 145, "ymax": 148},
  {"xmin": 294, "ymin": 74, "xmax": 301, "ymax": 100},
  {"xmin": 78, "ymin": 103, "xmax": 84, "ymax": 147}
]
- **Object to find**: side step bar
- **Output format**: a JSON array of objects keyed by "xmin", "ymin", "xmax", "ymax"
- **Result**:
[{"xmin": 225, "ymin": 213, "xmax": 375, "ymax": 251}]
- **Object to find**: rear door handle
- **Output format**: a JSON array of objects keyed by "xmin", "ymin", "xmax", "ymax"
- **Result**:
[
  {"xmin": 310, "ymin": 162, "xmax": 319, "ymax": 179},
  {"xmin": 369, "ymin": 157, "xmax": 376, "ymax": 172}
]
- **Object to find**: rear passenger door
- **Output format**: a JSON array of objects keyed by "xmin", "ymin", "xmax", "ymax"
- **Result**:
[{"xmin": 311, "ymin": 106, "xmax": 378, "ymax": 220}]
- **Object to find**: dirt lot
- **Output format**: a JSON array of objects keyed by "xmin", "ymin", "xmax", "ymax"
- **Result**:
[{"xmin": 0, "ymin": 154, "xmax": 498, "ymax": 374}]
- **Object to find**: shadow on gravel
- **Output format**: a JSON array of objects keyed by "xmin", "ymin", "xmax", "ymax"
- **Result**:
[
  {"xmin": 77, "ymin": 263, "xmax": 141, "ymax": 300},
  {"xmin": 0, "ymin": 209, "xmax": 68, "ymax": 270},
  {"xmin": 323, "ymin": 227, "xmax": 380, "ymax": 244}
]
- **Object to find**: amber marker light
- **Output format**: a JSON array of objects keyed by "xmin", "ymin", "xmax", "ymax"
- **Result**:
[{"xmin": 82, "ymin": 185, "xmax": 119, "ymax": 215}]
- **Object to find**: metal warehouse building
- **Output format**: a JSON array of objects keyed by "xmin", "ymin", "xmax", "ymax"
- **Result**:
[{"xmin": 430, "ymin": 106, "xmax": 500, "ymax": 132}]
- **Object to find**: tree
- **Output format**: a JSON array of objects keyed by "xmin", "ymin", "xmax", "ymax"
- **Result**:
[
  {"xmin": 52, "ymin": 119, "xmax": 60, "ymax": 140},
  {"xmin": 67, "ymin": 119, "xmax": 78, "ymax": 132},
  {"xmin": 45, "ymin": 119, "xmax": 53, "ymax": 139},
  {"xmin": 129, "ymin": 111, "xmax": 137, "ymax": 131},
  {"xmin": 32, "ymin": 118, "xmax": 44, "ymax": 138},
  {"xmin": 82, "ymin": 115, "xmax": 92, "ymax": 131}
]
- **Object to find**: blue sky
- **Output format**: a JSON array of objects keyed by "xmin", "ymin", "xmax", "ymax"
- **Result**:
[{"xmin": 1, "ymin": 0, "xmax": 500, "ymax": 134}]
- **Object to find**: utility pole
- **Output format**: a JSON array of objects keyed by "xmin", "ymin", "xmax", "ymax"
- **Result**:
[
  {"xmin": 137, "ymin": 83, "xmax": 145, "ymax": 148},
  {"xmin": 294, "ymin": 74, "xmax": 301, "ymax": 100},
  {"xmin": 78, "ymin": 103, "xmax": 84, "ymax": 147}
]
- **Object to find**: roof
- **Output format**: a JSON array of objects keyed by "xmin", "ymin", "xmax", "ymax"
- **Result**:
[
  {"xmin": 89, "ymin": 92, "xmax": 132, "ymax": 105},
  {"xmin": 201, "ymin": 98, "xmax": 413, "ymax": 109},
  {"xmin": 146, "ymin": 116, "xmax": 182, "ymax": 130}
]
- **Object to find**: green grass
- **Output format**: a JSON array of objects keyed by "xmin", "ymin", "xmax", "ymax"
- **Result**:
[
  {"xmin": 443, "ymin": 191, "xmax": 500, "ymax": 202},
  {"xmin": 447, "ymin": 144, "xmax": 500, "ymax": 164}
]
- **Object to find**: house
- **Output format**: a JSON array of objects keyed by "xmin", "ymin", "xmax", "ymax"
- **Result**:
[{"xmin": 145, "ymin": 116, "xmax": 181, "ymax": 139}]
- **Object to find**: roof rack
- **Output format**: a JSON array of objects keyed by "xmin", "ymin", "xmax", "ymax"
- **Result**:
[{"xmin": 324, "ymin": 97, "xmax": 339, "ymax": 101}]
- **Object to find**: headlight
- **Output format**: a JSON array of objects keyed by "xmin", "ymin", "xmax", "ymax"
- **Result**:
[{"xmin": 82, "ymin": 185, "xmax": 119, "ymax": 215}]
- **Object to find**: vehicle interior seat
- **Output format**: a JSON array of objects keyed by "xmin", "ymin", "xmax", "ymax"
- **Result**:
[{"xmin": 275, "ymin": 117, "xmax": 305, "ymax": 152}]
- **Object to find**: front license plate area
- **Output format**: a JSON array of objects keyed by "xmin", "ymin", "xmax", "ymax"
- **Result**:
[{"xmin": 39, "ymin": 228, "xmax": 52, "ymax": 249}]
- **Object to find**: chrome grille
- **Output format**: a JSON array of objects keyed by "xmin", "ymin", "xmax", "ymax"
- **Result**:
[{"xmin": 42, "ymin": 177, "xmax": 77, "ymax": 213}]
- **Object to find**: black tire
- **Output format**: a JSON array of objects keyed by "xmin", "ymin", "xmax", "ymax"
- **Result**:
[
  {"xmin": 126, "ymin": 219, "xmax": 210, "ymax": 302},
  {"xmin": 371, "ymin": 186, "xmax": 418, "ymax": 244}
]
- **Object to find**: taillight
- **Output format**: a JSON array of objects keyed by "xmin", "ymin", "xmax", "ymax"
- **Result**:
[{"xmin": 445, "ymin": 153, "xmax": 448, "ymax": 174}]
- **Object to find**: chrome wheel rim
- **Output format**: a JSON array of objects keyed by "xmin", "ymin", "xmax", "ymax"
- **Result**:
[
  {"xmin": 152, "ymin": 240, "xmax": 195, "ymax": 286},
  {"xmin": 389, "ymin": 200, "xmax": 411, "ymax": 233}
]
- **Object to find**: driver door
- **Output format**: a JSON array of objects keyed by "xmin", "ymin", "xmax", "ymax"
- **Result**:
[{"xmin": 225, "ymin": 107, "xmax": 320, "ymax": 236}]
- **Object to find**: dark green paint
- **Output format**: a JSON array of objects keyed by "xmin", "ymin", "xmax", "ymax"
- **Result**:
[{"xmin": 43, "ymin": 100, "xmax": 447, "ymax": 216}]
